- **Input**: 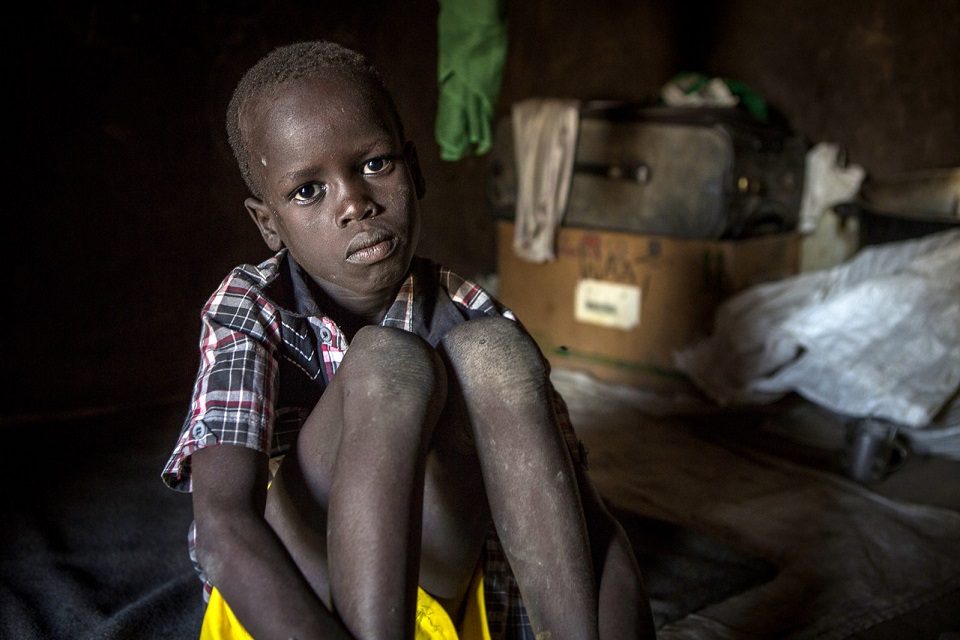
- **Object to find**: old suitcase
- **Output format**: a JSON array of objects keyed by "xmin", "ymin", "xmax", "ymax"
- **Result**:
[{"xmin": 487, "ymin": 102, "xmax": 809, "ymax": 239}]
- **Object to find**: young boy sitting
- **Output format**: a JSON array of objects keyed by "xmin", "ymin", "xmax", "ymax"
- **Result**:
[{"xmin": 162, "ymin": 40, "xmax": 654, "ymax": 640}]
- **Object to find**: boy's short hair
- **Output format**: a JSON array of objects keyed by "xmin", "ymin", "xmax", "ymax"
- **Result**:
[{"xmin": 226, "ymin": 40, "xmax": 405, "ymax": 198}]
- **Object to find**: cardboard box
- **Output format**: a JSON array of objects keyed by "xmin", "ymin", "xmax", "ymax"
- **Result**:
[{"xmin": 497, "ymin": 221, "xmax": 800, "ymax": 390}]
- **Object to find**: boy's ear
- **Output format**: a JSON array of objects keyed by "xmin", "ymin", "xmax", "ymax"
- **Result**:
[
  {"xmin": 245, "ymin": 197, "xmax": 284, "ymax": 251},
  {"xmin": 404, "ymin": 141, "xmax": 427, "ymax": 200}
]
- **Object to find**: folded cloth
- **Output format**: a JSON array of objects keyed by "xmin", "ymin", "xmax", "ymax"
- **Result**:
[{"xmin": 511, "ymin": 98, "xmax": 580, "ymax": 263}]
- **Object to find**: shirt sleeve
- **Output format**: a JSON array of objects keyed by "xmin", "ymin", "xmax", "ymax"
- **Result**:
[{"xmin": 161, "ymin": 274, "xmax": 282, "ymax": 492}]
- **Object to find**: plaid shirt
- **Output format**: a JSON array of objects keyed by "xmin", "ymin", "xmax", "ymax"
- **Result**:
[{"xmin": 162, "ymin": 250, "xmax": 584, "ymax": 640}]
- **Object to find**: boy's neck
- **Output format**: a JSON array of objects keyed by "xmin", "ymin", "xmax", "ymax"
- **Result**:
[{"xmin": 309, "ymin": 278, "xmax": 402, "ymax": 341}]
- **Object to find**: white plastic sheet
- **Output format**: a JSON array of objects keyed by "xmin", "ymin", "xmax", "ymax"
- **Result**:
[{"xmin": 675, "ymin": 228, "xmax": 960, "ymax": 429}]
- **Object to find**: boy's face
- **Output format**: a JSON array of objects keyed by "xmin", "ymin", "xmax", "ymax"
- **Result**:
[{"xmin": 242, "ymin": 72, "xmax": 424, "ymax": 310}]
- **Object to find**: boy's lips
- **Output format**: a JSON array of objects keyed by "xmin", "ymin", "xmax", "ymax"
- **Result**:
[{"xmin": 345, "ymin": 229, "xmax": 397, "ymax": 265}]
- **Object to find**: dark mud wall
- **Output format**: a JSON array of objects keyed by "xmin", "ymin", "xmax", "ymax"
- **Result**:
[{"xmin": 8, "ymin": 0, "xmax": 959, "ymax": 419}]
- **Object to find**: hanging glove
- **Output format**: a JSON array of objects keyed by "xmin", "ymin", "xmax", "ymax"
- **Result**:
[{"xmin": 435, "ymin": 0, "xmax": 509, "ymax": 161}]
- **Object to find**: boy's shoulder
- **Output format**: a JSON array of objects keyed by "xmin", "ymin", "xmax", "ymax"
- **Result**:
[
  {"xmin": 201, "ymin": 250, "xmax": 289, "ymax": 322},
  {"xmin": 412, "ymin": 255, "xmax": 516, "ymax": 321},
  {"xmin": 227, "ymin": 251, "xmax": 286, "ymax": 290}
]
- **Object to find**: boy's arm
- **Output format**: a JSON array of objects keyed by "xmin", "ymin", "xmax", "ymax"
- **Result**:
[{"xmin": 191, "ymin": 444, "xmax": 353, "ymax": 640}]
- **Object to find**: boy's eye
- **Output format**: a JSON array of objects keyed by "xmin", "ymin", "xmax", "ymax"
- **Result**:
[
  {"xmin": 292, "ymin": 182, "xmax": 326, "ymax": 202},
  {"xmin": 361, "ymin": 157, "xmax": 393, "ymax": 175}
]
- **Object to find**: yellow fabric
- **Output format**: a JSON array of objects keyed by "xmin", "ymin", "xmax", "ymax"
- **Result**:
[
  {"xmin": 415, "ymin": 566, "xmax": 489, "ymax": 640},
  {"xmin": 199, "ymin": 569, "xmax": 489, "ymax": 640},
  {"xmin": 456, "ymin": 566, "xmax": 490, "ymax": 640},
  {"xmin": 200, "ymin": 587, "xmax": 253, "ymax": 640}
]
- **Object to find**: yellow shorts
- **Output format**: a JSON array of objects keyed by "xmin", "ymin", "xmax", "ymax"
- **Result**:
[{"xmin": 199, "ymin": 568, "xmax": 490, "ymax": 640}]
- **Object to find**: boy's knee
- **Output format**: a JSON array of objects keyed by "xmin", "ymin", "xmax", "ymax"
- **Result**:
[
  {"xmin": 441, "ymin": 317, "xmax": 547, "ymax": 394},
  {"xmin": 343, "ymin": 326, "xmax": 445, "ymax": 400}
]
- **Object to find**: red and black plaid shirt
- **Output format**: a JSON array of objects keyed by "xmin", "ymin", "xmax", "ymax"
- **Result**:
[{"xmin": 162, "ymin": 250, "xmax": 584, "ymax": 640}]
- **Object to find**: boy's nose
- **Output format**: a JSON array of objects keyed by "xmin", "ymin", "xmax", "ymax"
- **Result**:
[{"xmin": 335, "ymin": 179, "xmax": 378, "ymax": 227}]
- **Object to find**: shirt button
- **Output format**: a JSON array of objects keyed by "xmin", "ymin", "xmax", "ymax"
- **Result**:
[
  {"xmin": 319, "ymin": 325, "xmax": 333, "ymax": 344},
  {"xmin": 192, "ymin": 421, "xmax": 217, "ymax": 445}
]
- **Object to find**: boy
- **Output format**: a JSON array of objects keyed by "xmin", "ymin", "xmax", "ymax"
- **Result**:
[{"xmin": 162, "ymin": 41, "xmax": 654, "ymax": 640}]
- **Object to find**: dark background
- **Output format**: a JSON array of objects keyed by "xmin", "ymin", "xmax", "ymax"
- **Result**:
[{"xmin": 7, "ymin": 0, "xmax": 960, "ymax": 421}]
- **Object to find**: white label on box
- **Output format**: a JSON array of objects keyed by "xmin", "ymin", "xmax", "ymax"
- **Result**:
[{"xmin": 574, "ymin": 279, "xmax": 641, "ymax": 330}]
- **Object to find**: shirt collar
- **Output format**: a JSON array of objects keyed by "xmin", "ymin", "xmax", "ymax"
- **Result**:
[{"xmin": 261, "ymin": 249, "xmax": 419, "ymax": 333}]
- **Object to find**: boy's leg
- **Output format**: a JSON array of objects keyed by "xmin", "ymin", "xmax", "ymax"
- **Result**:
[
  {"xmin": 440, "ymin": 317, "xmax": 600, "ymax": 640},
  {"xmin": 418, "ymin": 393, "xmax": 492, "ymax": 606},
  {"xmin": 265, "ymin": 325, "xmax": 447, "ymax": 639},
  {"xmin": 575, "ymin": 465, "xmax": 657, "ymax": 639}
]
